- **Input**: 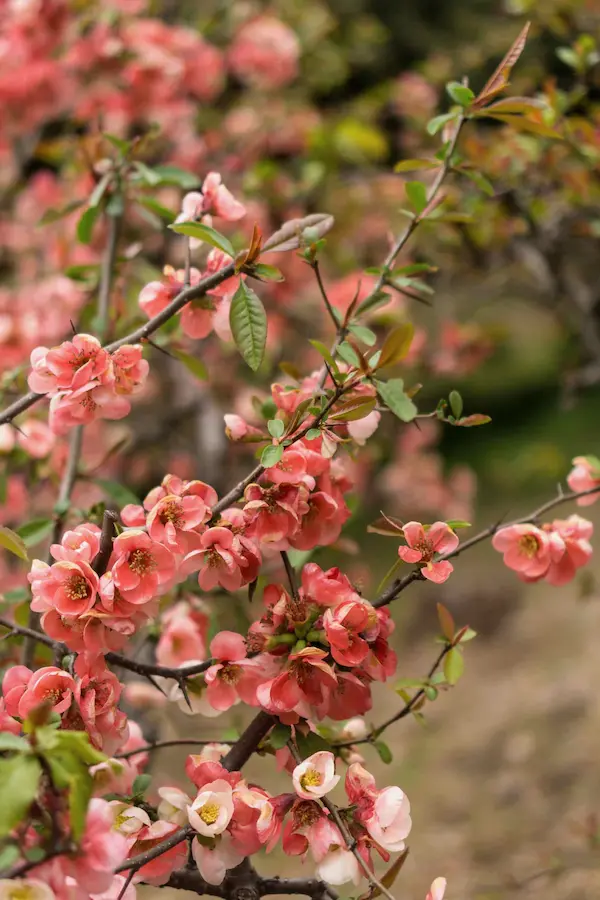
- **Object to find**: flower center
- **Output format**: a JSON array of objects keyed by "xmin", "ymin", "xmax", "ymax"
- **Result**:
[
  {"xmin": 199, "ymin": 801, "xmax": 220, "ymax": 824},
  {"xmin": 159, "ymin": 498, "xmax": 183, "ymax": 527},
  {"xmin": 7, "ymin": 888, "xmax": 34, "ymax": 900},
  {"xmin": 518, "ymin": 534, "xmax": 539, "ymax": 558},
  {"xmin": 129, "ymin": 549, "xmax": 156, "ymax": 575},
  {"xmin": 70, "ymin": 351, "xmax": 93, "ymax": 369},
  {"xmin": 80, "ymin": 394, "xmax": 97, "ymax": 412},
  {"xmin": 414, "ymin": 538, "xmax": 434, "ymax": 561},
  {"xmin": 300, "ymin": 768, "xmax": 322, "ymax": 790},
  {"xmin": 219, "ymin": 664, "xmax": 241, "ymax": 685},
  {"xmin": 65, "ymin": 573, "xmax": 90, "ymax": 602},
  {"xmin": 294, "ymin": 801, "xmax": 321, "ymax": 826},
  {"xmin": 44, "ymin": 688, "xmax": 63, "ymax": 704}
]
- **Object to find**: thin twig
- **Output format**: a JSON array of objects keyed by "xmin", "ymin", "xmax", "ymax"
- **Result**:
[
  {"xmin": 97, "ymin": 212, "xmax": 121, "ymax": 342},
  {"xmin": 281, "ymin": 551, "xmax": 300, "ymax": 599},
  {"xmin": 115, "ymin": 738, "xmax": 221, "ymax": 760}
]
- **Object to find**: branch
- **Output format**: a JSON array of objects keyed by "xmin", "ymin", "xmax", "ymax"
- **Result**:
[
  {"xmin": 0, "ymin": 262, "xmax": 237, "ymax": 426},
  {"xmin": 97, "ymin": 211, "xmax": 121, "ymax": 342},
  {"xmin": 221, "ymin": 710, "xmax": 274, "ymax": 771},
  {"xmin": 373, "ymin": 483, "xmax": 600, "ymax": 609},
  {"xmin": 91, "ymin": 509, "xmax": 120, "ymax": 575},
  {"xmin": 114, "ymin": 738, "xmax": 221, "ymax": 760}
]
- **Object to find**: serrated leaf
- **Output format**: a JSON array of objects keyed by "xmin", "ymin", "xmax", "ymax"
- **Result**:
[
  {"xmin": 251, "ymin": 264, "xmax": 285, "ymax": 282},
  {"xmin": 377, "ymin": 323, "xmax": 415, "ymax": 369},
  {"xmin": 172, "ymin": 349, "xmax": 208, "ymax": 381},
  {"xmin": 95, "ymin": 479, "xmax": 141, "ymax": 508},
  {"xmin": 263, "ymin": 214, "xmax": 334, "ymax": 253},
  {"xmin": 376, "ymin": 379, "xmax": 417, "ymax": 422},
  {"xmin": 444, "ymin": 647, "xmax": 464, "ymax": 686},
  {"xmin": 355, "ymin": 289, "xmax": 392, "ymax": 317},
  {"xmin": 473, "ymin": 22, "xmax": 531, "ymax": 108},
  {"xmin": 394, "ymin": 159, "xmax": 440, "ymax": 172},
  {"xmin": 309, "ymin": 340, "xmax": 338, "ymax": 372},
  {"xmin": 485, "ymin": 113, "xmax": 562, "ymax": 139},
  {"xmin": 0, "ymin": 527, "xmax": 29, "ymax": 561},
  {"xmin": 76, "ymin": 205, "xmax": 101, "ymax": 245},
  {"xmin": 261, "ymin": 443, "xmax": 283, "ymax": 468},
  {"xmin": 454, "ymin": 414, "xmax": 491, "ymax": 427},
  {"xmin": 267, "ymin": 419, "xmax": 285, "ymax": 439},
  {"xmin": 437, "ymin": 603, "xmax": 455, "ymax": 642},
  {"xmin": 16, "ymin": 518, "xmax": 53, "ymax": 548},
  {"xmin": 270, "ymin": 723, "xmax": 292, "ymax": 750},
  {"xmin": 405, "ymin": 181, "xmax": 428, "ymax": 214},
  {"xmin": 230, "ymin": 281, "xmax": 267, "ymax": 372},
  {"xmin": 336, "ymin": 342, "xmax": 360, "ymax": 368},
  {"xmin": 138, "ymin": 197, "xmax": 175, "ymax": 222},
  {"xmin": 169, "ymin": 222, "xmax": 235, "ymax": 257},
  {"xmin": 374, "ymin": 740, "xmax": 392, "ymax": 764},
  {"xmin": 0, "ymin": 755, "xmax": 41, "ymax": 837}
]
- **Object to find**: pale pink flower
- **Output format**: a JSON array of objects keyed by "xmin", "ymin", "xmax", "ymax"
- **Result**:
[
  {"xmin": 545, "ymin": 515, "xmax": 593, "ymax": 586},
  {"xmin": 196, "ymin": 172, "xmax": 246, "ymax": 221},
  {"xmin": 187, "ymin": 779, "xmax": 235, "ymax": 836},
  {"xmin": 311, "ymin": 818, "xmax": 360, "ymax": 885},
  {"xmin": 50, "ymin": 523, "xmax": 101, "ymax": 564},
  {"xmin": 16, "ymin": 418, "xmax": 55, "ymax": 458},
  {"xmin": 363, "ymin": 786, "xmax": 412, "ymax": 852},
  {"xmin": 0, "ymin": 425, "xmax": 15, "ymax": 454},
  {"xmin": 192, "ymin": 831, "xmax": 244, "ymax": 885},
  {"xmin": 567, "ymin": 456, "xmax": 600, "ymax": 505},
  {"xmin": 109, "ymin": 530, "xmax": 175, "ymax": 603},
  {"xmin": 111, "ymin": 345, "xmax": 149, "ymax": 396},
  {"xmin": 398, "ymin": 521, "xmax": 459, "ymax": 583},
  {"xmin": 426, "ymin": 877, "xmax": 447, "ymax": 900},
  {"xmin": 128, "ymin": 820, "xmax": 187, "ymax": 885},
  {"xmin": 292, "ymin": 751, "xmax": 340, "ymax": 800},
  {"xmin": 17, "ymin": 666, "xmax": 76, "ymax": 719},
  {"xmin": 109, "ymin": 802, "xmax": 151, "ymax": 839},
  {"xmin": 157, "ymin": 787, "xmax": 192, "ymax": 826},
  {"xmin": 156, "ymin": 601, "xmax": 209, "ymax": 667},
  {"xmin": 492, "ymin": 523, "xmax": 564, "ymax": 582},
  {"xmin": 224, "ymin": 414, "xmax": 263, "ymax": 442},
  {"xmin": 48, "ymin": 384, "xmax": 131, "ymax": 434},
  {"xmin": 347, "ymin": 410, "xmax": 381, "ymax": 446},
  {"xmin": 68, "ymin": 798, "xmax": 130, "ymax": 894},
  {"xmin": 204, "ymin": 631, "xmax": 263, "ymax": 712}
]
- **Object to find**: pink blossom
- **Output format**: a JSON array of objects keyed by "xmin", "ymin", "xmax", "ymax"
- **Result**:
[
  {"xmin": 567, "ymin": 456, "xmax": 600, "ymax": 505},
  {"xmin": 29, "ymin": 559, "xmax": 99, "ymax": 617},
  {"xmin": 347, "ymin": 409, "xmax": 381, "ymax": 446},
  {"xmin": 195, "ymin": 172, "xmax": 246, "ymax": 222},
  {"xmin": 68, "ymin": 798, "xmax": 130, "ymax": 894},
  {"xmin": 156, "ymin": 600, "xmax": 209, "ymax": 667},
  {"xmin": 109, "ymin": 530, "xmax": 175, "ymax": 604},
  {"xmin": 157, "ymin": 787, "xmax": 192, "ymax": 826},
  {"xmin": 426, "ymin": 878, "xmax": 447, "ymax": 900},
  {"xmin": 182, "ymin": 526, "xmax": 250, "ymax": 592},
  {"xmin": 50, "ymin": 524, "xmax": 101, "ymax": 564},
  {"xmin": 243, "ymin": 483, "xmax": 309, "ymax": 546},
  {"xmin": 28, "ymin": 334, "xmax": 111, "ymax": 394},
  {"xmin": 492, "ymin": 523, "xmax": 564, "ymax": 582},
  {"xmin": 191, "ymin": 832, "xmax": 244, "ymax": 886},
  {"xmin": 229, "ymin": 17, "xmax": 300, "ymax": 90},
  {"xmin": 311, "ymin": 818, "xmax": 360, "ymax": 885},
  {"xmin": 111, "ymin": 345, "xmax": 149, "ymax": 396},
  {"xmin": 323, "ymin": 599, "xmax": 374, "ymax": 667},
  {"xmin": 203, "ymin": 632, "xmax": 264, "ymax": 712},
  {"xmin": 128, "ymin": 820, "xmax": 187, "ymax": 885},
  {"xmin": 187, "ymin": 778, "xmax": 235, "ymax": 837},
  {"xmin": 544, "ymin": 515, "xmax": 593, "ymax": 586},
  {"xmin": 109, "ymin": 802, "xmax": 151, "ymax": 840},
  {"xmin": 16, "ymin": 666, "xmax": 76, "ymax": 719},
  {"xmin": 48, "ymin": 383, "xmax": 131, "ymax": 435},
  {"xmin": 292, "ymin": 751, "xmax": 340, "ymax": 800},
  {"xmin": 0, "ymin": 881, "xmax": 55, "ymax": 900},
  {"xmin": 398, "ymin": 521, "xmax": 459, "ymax": 583},
  {"xmin": 362, "ymin": 786, "xmax": 412, "ymax": 852},
  {"xmin": 16, "ymin": 418, "xmax": 55, "ymax": 458},
  {"xmin": 146, "ymin": 489, "xmax": 212, "ymax": 554},
  {"xmin": 0, "ymin": 425, "xmax": 15, "ymax": 454}
]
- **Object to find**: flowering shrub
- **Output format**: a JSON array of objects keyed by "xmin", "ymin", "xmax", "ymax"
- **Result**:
[{"xmin": 1, "ymin": 9, "xmax": 600, "ymax": 900}]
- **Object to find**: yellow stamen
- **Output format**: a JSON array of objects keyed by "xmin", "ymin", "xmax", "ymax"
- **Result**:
[
  {"xmin": 300, "ymin": 768, "xmax": 323, "ymax": 790},
  {"xmin": 199, "ymin": 801, "xmax": 220, "ymax": 825}
]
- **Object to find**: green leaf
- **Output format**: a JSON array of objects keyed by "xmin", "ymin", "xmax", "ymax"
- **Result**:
[
  {"xmin": 270, "ymin": 723, "xmax": 292, "ymax": 750},
  {"xmin": 138, "ymin": 197, "xmax": 175, "ymax": 222},
  {"xmin": 133, "ymin": 774, "xmax": 152, "ymax": 795},
  {"xmin": 446, "ymin": 81, "xmax": 475, "ymax": 106},
  {"xmin": 95, "ymin": 479, "xmax": 141, "ymax": 508},
  {"xmin": 405, "ymin": 181, "xmax": 428, "ymax": 215},
  {"xmin": 89, "ymin": 172, "xmax": 112, "ymax": 208},
  {"xmin": 377, "ymin": 323, "xmax": 415, "ymax": 369},
  {"xmin": 374, "ymin": 740, "xmax": 393, "ymax": 764},
  {"xmin": 449, "ymin": 390, "xmax": 463, "ymax": 419},
  {"xmin": 169, "ymin": 222, "xmax": 235, "ymax": 257},
  {"xmin": 45, "ymin": 753, "xmax": 90, "ymax": 839},
  {"xmin": 427, "ymin": 112, "xmax": 457, "ymax": 136},
  {"xmin": 103, "ymin": 133, "xmax": 131, "ymax": 154},
  {"xmin": 437, "ymin": 602, "xmax": 455, "ymax": 642},
  {"xmin": 261, "ymin": 443, "xmax": 283, "ymax": 468},
  {"xmin": 458, "ymin": 627, "xmax": 477, "ymax": 642},
  {"xmin": 0, "ymin": 755, "xmax": 41, "ymax": 837},
  {"xmin": 16, "ymin": 518, "xmax": 53, "ymax": 548},
  {"xmin": 0, "ymin": 844, "xmax": 19, "ymax": 870},
  {"xmin": 376, "ymin": 379, "xmax": 418, "ymax": 423},
  {"xmin": 0, "ymin": 734, "xmax": 29, "ymax": 752},
  {"xmin": 394, "ymin": 159, "xmax": 440, "ymax": 172},
  {"xmin": 251, "ymin": 264, "xmax": 285, "ymax": 282},
  {"xmin": 424, "ymin": 685, "xmax": 438, "ymax": 701},
  {"xmin": 355, "ymin": 289, "xmax": 392, "ymax": 317},
  {"xmin": 172, "ymin": 349, "xmax": 208, "ymax": 381},
  {"xmin": 39, "ymin": 200, "xmax": 84, "ymax": 226},
  {"xmin": 460, "ymin": 168, "xmax": 496, "ymax": 197},
  {"xmin": 267, "ymin": 419, "xmax": 285, "ymax": 439},
  {"xmin": 336, "ymin": 342, "xmax": 360, "ymax": 368},
  {"xmin": 296, "ymin": 731, "xmax": 332, "ymax": 758},
  {"xmin": 151, "ymin": 165, "xmax": 198, "ymax": 188},
  {"xmin": 348, "ymin": 324, "xmax": 377, "ymax": 346},
  {"xmin": 445, "ymin": 520, "xmax": 471, "ymax": 529},
  {"xmin": 305, "ymin": 428, "xmax": 321, "ymax": 441},
  {"xmin": 444, "ymin": 647, "xmax": 465, "ymax": 686},
  {"xmin": 0, "ymin": 527, "xmax": 29, "ymax": 561},
  {"xmin": 230, "ymin": 281, "xmax": 268, "ymax": 372},
  {"xmin": 329, "ymin": 397, "xmax": 376, "ymax": 422},
  {"xmin": 309, "ymin": 340, "xmax": 338, "ymax": 372},
  {"xmin": 76, "ymin": 206, "xmax": 101, "ymax": 245}
]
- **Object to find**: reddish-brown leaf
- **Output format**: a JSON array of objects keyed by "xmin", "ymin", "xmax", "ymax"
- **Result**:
[{"xmin": 472, "ymin": 22, "xmax": 531, "ymax": 108}]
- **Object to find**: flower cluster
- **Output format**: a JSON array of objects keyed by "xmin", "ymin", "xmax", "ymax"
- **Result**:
[
  {"xmin": 27, "ymin": 336, "xmax": 148, "ymax": 435},
  {"xmin": 492, "ymin": 514, "xmax": 593, "ymax": 585}
]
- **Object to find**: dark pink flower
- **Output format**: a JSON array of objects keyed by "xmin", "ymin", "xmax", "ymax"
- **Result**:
[{"xmin": 398, "ymin": 521, "xmax": 459, "ymax": 583}]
